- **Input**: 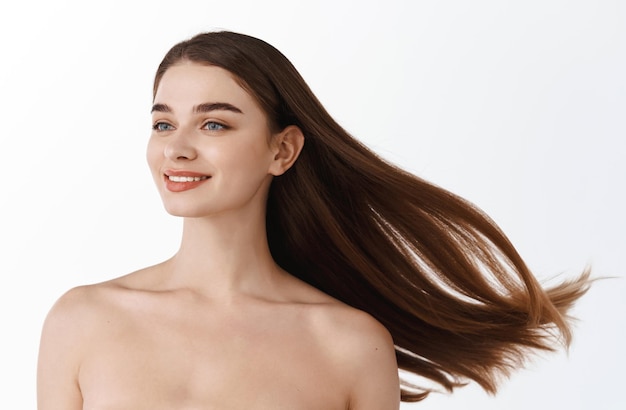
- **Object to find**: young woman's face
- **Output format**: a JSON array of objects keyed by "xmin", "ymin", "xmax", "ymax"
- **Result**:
[{"xmin": 147, "ymin": 62, "xmax": 278, "ymax": 218}]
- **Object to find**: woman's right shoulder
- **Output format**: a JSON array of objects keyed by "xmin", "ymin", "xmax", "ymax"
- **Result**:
[
  {"xmin": 42, "ymin": 281, "xmax": 123, "ymax": 335},
  {"xmin": 37, "ymin": 274, "xmax": 149, "ymax": 407},
  {"xmin": 48, "ymin": 282, "xmax": 111, "ymax": 313},
  {"xmin": 43, "ymin": 266, "xmax": 154, "ymax": 332}
]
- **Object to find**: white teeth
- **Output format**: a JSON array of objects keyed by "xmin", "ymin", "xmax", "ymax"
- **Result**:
[{"xmin": 168, "ymin": 175, "xmax": 209, "ymax": 182}]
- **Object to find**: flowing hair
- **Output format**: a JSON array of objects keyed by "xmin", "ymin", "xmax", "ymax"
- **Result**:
[{"xmin": 153, "ymin": 31, "xmax": 590, "ymax": 402}]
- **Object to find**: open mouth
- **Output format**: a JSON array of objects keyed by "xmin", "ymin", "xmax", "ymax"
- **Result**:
[
  {"xmin": 167, "ymin": 175, "xmax": 210, "ymax": 182},
  {"xmin": 163, "ymin": 172, "xmax": 211, "ymax": 192}
]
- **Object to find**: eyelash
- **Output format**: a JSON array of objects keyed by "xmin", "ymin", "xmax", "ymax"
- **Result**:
[
  {"xmin": 152, "ymin": 122, "xmax": 174, "ymax": 132},
  {"xmin": 202, "ymin": 121, "xmax": 227, "ymax": 131},
  {"xmin": 152, "ymin": 121, "xmax": 228, "ymax": 132}
]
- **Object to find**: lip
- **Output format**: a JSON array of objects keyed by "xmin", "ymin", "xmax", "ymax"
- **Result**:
[
  {"xmin": 165, "ymin": 169, "xmax": 210, "ymax": 177},
  {"xmin": 163, "ymin": 169, "xmax": 211, "ymax": 192}
]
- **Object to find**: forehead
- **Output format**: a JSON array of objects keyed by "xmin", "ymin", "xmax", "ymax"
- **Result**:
[{"xmin": 153, "ymin": 63, "xmax": 257, "ymax": 112}]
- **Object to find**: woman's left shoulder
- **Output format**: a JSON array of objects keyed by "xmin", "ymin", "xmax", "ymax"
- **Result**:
[
  {"xmin": 285, "ymin": 276, "xmax": 393, "ymax": 348},
  {"xmin": 314, "ymin": 303, "xmax": 395, "ymax": 361},
  {"xmin": 311, "ymin": 302, "xmax": 400, "ymax": 408}
]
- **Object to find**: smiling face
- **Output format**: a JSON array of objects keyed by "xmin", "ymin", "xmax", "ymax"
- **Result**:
[{"xmin": 147, "ymin": 62, "xmax": 280, "ymax": 218}]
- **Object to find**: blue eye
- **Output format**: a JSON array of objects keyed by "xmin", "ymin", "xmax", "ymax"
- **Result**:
[
  {"xmin": 153, "ymin": 122, "xmax": 173, "ymax": 132},
  {"xmin": 204, "ymin": 121, "xmax": 226, "ymax": 131}
]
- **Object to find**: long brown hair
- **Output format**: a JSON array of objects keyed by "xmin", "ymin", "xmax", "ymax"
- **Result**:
[{"xmin": 153, "ymin": 31, "xmax": 590, "ymax": 402}]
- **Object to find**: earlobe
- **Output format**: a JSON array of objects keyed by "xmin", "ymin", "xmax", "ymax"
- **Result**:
[{"xmin": 269, "ymin": 125, "xmax": 304, "ymax": 176}]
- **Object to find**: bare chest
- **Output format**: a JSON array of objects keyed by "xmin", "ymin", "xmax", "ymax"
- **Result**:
[{"xmin": 78, "ymin": 304, "xmax": 348, "ymax": 410}]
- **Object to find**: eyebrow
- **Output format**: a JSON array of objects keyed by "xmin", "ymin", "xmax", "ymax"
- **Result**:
[{"xmin": 150, "ymin": 102, "xmax": 244, "ymax": 114}]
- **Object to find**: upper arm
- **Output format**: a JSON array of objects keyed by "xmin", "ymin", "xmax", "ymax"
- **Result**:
[
  {"xmin": 37, "ymin": 288, "xmax": 89, "ymax": 410},
  {"xmin": 338, "ymin": 311, "xmax": 401, "ymax": 410}
]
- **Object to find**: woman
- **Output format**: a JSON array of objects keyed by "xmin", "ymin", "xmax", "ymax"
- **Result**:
[{"xmin": 37, "ymin": 31, "xmax": 590, "ymax": 409}]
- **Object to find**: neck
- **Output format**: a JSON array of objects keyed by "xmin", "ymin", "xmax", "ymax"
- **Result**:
[{"xmin": 162, "ymin": 207, "xmax": 282, "ymax": 300}]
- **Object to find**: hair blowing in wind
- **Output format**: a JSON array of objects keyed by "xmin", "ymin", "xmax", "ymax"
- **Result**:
[{"xmin": 154, "ymin": 31, "xmax": 591, "ymax": 402}]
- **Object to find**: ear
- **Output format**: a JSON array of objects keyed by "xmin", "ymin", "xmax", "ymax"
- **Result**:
[{"xmin": 268, "ymin": 125, "xmax": 304, "ymax": 176}]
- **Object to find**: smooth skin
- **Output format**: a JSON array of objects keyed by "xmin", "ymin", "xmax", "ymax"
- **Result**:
[{"xmin": 37, "ymin": 63, "xmax": 400, "ymax": 410}]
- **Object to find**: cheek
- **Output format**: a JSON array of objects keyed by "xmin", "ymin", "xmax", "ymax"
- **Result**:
[
  {"xmin": 211, "ymin": 138, "xmax": 269, "ymax": 169},
  {"xmin": 146, "ymin": 138, "xmax": 162, "ymax": 176},
  {"xmin": 146, "ymin": 138, "xmax": 160, "ymax": 169},
  {"xmin": 231, "ymin": 145, "xmax": 273, "ymax": 177}
]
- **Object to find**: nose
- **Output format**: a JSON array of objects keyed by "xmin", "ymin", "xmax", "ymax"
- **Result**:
[{"xmin": 164, "ymin": 131, "xmax": 198, "ymax": 161}]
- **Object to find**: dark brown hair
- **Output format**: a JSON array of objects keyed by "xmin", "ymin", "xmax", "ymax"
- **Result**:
[{"xmin": 154, "ymin": 31, "xmax": 590, "ymax": 402}]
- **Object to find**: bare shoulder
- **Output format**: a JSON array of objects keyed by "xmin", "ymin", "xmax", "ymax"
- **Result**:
[
  {"xmin": 313, "ymin": 303, "xmax": 394, "ymax": 354},
  {"xmin": 44, "ymin": 274, "xmax": 134, "ymax": 321},
  {"xmin": 308, "ymin": 302, "xmax": 400, "ymax": 409},
  {"xmin": 40, "ymin": 265, "xmax": 159, "ymax": 347},
  {"xmin": 37, "ymin": 277, "xmax": 136, "ymax": 410},
  {"xmin": 40, "ymin": 283, "xmax": 118, "ymax": 358},
  {"xmin": 42, "ymin": 284, "xmax": 110, "ymax": 338},
  {"xmin": 283, "ymin": 276, "xmax": 395, "ymax": 361}
]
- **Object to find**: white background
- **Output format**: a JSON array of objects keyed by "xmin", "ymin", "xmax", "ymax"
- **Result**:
[{"xmin": 0, "ymin": 1, "xmax": 624, "ymax": 408}]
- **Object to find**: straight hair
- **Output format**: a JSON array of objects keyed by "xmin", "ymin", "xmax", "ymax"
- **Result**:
[{"xmin": 154, "ymin": 31, "xmax": 590, "ymax": 401}]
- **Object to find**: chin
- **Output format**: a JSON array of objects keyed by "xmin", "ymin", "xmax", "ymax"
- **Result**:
[{"xmin": 162, "ymin": 203, "xmax": 212, "ymax": 218}]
